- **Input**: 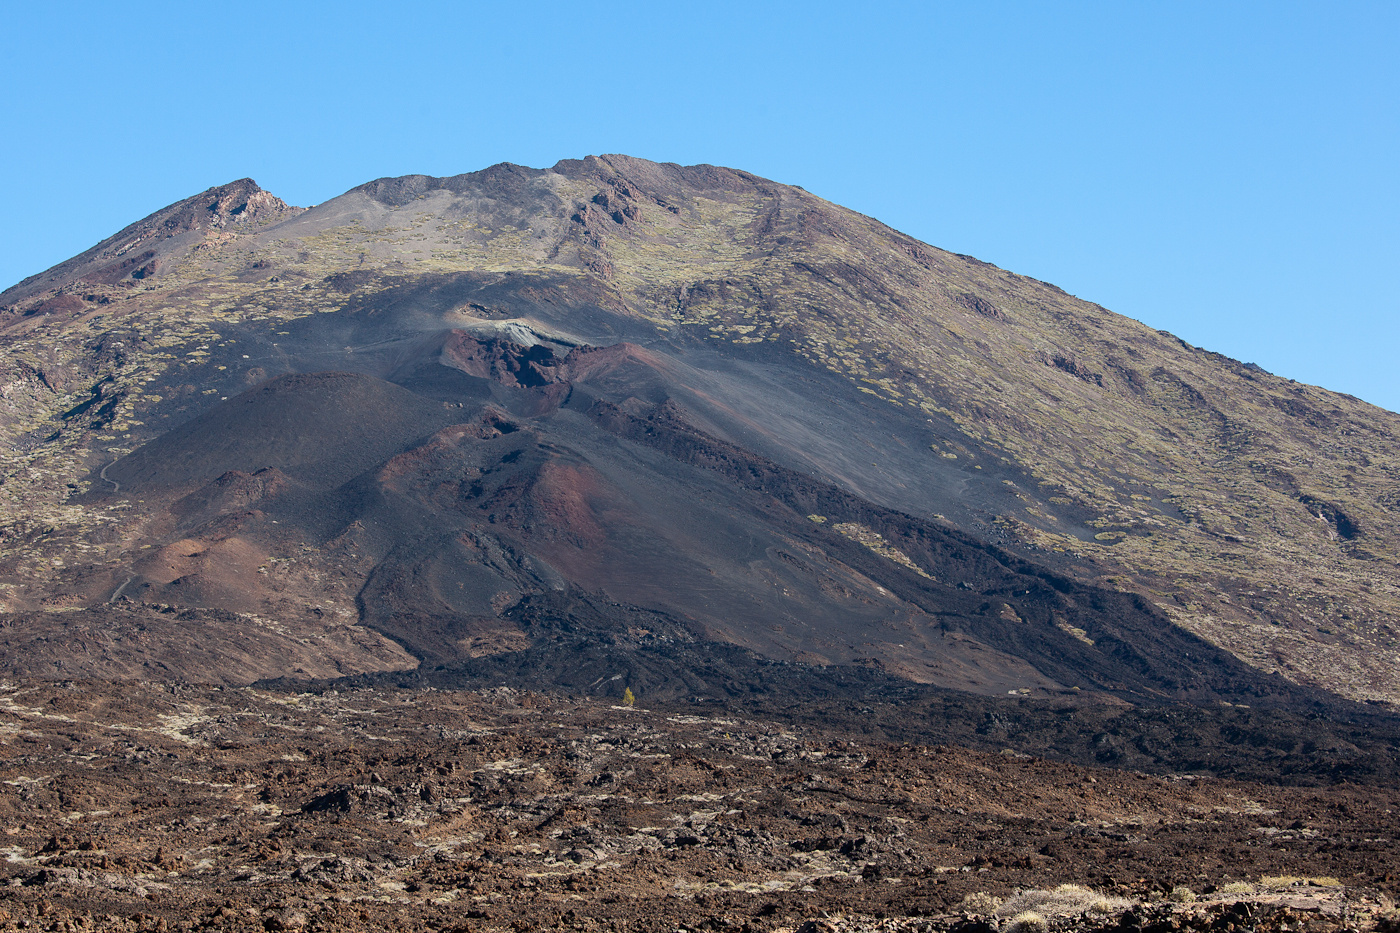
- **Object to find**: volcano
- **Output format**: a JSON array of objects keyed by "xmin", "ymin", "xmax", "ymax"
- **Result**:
[{"xmin": 0, "ymin": 155, "xmax": 1397, "ymax": 734}]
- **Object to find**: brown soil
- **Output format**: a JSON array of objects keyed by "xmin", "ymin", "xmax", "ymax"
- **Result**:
[{"xmin": 0, "ymin": 681, "xmax": 1395, "ymax": 932}]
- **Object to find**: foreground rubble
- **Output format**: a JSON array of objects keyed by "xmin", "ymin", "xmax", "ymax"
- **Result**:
[{"xmin": 0, "ymin": 681, "xmax": 1395, "ymax": 932}]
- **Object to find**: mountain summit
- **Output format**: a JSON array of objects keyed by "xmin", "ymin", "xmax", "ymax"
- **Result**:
[{"xmin": 0, "ymin": 155, "xmax": 1396, "ymax": 717}]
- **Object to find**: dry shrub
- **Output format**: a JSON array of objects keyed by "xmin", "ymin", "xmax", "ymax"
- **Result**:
[
  {"xmin": 1169, "ymin": 886, "xmax": 1197, "ymax": 904},
  {"xmin": 996, "ymin": 884, "xmax": 1132, "ymax": 919},
  {"xmin": 1261, "ymin": 875, "xmax": 1343, "ymax": 891},
  {"xmin": 1007, "ymin": 911, "xmax": 1050, "ymax": 933},
  {"xmin": 958, "ymin": 892, "xmax": 1003, "ymax": 914}
]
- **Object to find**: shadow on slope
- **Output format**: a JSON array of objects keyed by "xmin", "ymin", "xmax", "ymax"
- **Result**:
[{"xmin": 102, "ymin": 372, "xmax": 458, "ymax": 492}]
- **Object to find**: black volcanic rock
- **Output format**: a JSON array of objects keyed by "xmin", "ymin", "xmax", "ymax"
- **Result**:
[{"xmin": 67, "ymin": 331, "xmax": 1347, "ymax": 721}]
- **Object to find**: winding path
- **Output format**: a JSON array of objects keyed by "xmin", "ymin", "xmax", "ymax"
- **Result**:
[
  {"xmin": 99, "ymin": 459, "xmax": 120, "ymax": 494},
  {"xmin": 107, "ymin": 575, "xmax": 135, "ymax": 604},
  {"xmin": 99, "ymin": 460, "xmax": 132, "ymax": 602}
]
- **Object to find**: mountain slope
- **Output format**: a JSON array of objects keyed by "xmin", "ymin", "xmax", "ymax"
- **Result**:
[{"xmin": 0, "ymin": 155, "xmax": 1396, "ymax": 711}]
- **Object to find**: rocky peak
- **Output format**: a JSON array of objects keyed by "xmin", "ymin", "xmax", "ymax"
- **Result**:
[
  {"xmin": 168, "ymin": 178, "xmax": 291, "ymax": 232},
  {"xmin": 1, "ymin": 178, "xmax": 300, "ymax": 305}
]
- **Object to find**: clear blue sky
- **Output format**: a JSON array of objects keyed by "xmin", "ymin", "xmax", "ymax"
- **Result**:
[{"xmin": 3, "ymin": 1, "xmax": 1396, "ymax": 411}]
